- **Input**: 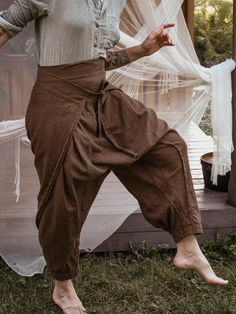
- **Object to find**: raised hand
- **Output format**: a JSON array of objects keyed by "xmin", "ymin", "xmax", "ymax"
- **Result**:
[{"xmin": 141, "ymin": 23, "xmax": 175, "ymax": 56}]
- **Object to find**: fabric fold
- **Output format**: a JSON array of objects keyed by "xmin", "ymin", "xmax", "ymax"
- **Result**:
[
  {"xmin": 0, "ymin": 14, "xmax": 22, "ymax": 37},
  {"xmin": 209, "ymin": 59, "xmax": 235, "ymax": 185}
]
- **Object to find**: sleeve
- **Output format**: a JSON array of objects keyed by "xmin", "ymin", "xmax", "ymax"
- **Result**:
[
  {"xmin": 120, "ymin": 0, "xmax": 126, "ymax": 13},
  {"xmin": 0, "ymin": 0, "xmax": 50, "ymax": 38}
]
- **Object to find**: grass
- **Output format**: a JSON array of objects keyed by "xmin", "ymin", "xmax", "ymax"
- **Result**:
[{"xmin": 1, "ymin": 236, "xmax": 236, "ymax": 314}]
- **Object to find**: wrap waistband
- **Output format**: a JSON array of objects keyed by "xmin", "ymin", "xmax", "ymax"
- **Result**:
[{"xmin": 37, "ymin": 57, "xmax": 123, "ymax": 138}]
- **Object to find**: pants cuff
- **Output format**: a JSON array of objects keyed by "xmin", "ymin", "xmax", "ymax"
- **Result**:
[
  {"xmin": 47, "ymin": 266, "xmax": 80, "ymax": 281},
  {"xmin": 171, "ymin": 223, "xmax": 203, "ymax": 243}
]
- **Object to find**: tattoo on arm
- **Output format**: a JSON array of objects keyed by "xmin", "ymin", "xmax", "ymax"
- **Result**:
[{"xmin": 104, "ymin": 49, "xmax": 130, "ymax": 71}]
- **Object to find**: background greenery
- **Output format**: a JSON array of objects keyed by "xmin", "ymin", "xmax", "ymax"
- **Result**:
[{"xmin": 194, "ymin": 0, "xmax": 233, "ymax": 67}]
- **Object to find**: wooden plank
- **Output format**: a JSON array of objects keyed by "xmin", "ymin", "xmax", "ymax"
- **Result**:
[
  {"xmin": 228, "ymin": 1, "xmax": 236, "ymax": 206},
  {"xmin": 92, "ymin": 188, "xmax": 236, "ymax": 252},
  {"xmin": 93, "ymin": 191, "xmax": 236, "ymax": 234},
  {"xmin": 182, "ymin": 0, "xmax": 195, "ymax": 42},
  {"xmin": 91, "ymin": 228, "xmax": 236, "ymax": 252}
]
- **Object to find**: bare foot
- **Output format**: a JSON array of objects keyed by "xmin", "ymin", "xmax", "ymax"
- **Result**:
[
  {"xmin": 52, "ymin": 279, "xmax": 87, "ymax": 313},
  {"xmin": 173, "ymin": 235, "xmax": 228, "ymax": 286}
]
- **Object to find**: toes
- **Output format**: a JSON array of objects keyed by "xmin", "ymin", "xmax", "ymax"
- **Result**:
[
  {"xmin": 199, "ymin": 271, "xmax": 229, "ymax": 286},
  {"xmin": 200, "ymin": 272, "xmax": 229, "ymax": 286},
  {"xmin": 207, "ymin": 278, "xmax": 229, "ymax": 286}
]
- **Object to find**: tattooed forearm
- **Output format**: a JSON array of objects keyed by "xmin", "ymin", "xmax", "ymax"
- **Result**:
[{"xmin": 104, "ymin": 49, "xmax": 130, "ymax": 71}]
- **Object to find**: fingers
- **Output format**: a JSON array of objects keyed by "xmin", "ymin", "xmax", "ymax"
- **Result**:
[
  {"xmin": 152, "ymin": 23, "xmax": 175, "ymax": 45},
  {"xmin": 166, "ymin": 32, "xmax": 175, "ymax": 45},
  {"xmin": 154, "ymin": 30, "xmax": 175, "ymax": 46},
  {"xmin": 148, "ymin": 22, "xmax": 175, "ymax": 49},
  {"xmin": 161, "ymin": 41, "xmax": 175, "ymax": 47},
  {"xmin": 154, "ymin": 23, "xmax": 175, "ymax": 32},
  {"xmin": 162, "ymin": 23, "xmax": 175, "ymax": 29},
  {"xmin": 152, "ymin": 23, "xmax": 175, "ymax": 37}
]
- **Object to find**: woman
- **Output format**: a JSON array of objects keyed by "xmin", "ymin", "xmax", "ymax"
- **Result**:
[{"xmin": 0, "ymin": 1, "xmax": 228, "ymax": 313}]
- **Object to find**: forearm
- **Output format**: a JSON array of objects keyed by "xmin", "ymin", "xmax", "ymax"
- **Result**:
[
  {"xmin": 104, "ymin": 44, "xmax": 147, "ymax": 71},
  {"xmin": 0, "ymin": 28, "xmax": 10, "ymax": 48},
  {"xmin": 105, "ymin": 23, "xmax": 175, "ymax": 71}
]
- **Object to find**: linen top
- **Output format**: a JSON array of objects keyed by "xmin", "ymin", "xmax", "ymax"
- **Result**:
[{"xmin": 0, "ymin": 0, "xmax": 126, "ymax": 65}]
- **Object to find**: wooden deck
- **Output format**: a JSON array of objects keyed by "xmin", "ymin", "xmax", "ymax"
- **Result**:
[{"xmin": 87, "ymin": 122, "xmax": 236, "ymax": 252}]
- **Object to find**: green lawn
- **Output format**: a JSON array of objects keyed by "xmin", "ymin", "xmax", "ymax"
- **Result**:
[{"xmin": 1, "ymin": 236, "xmax": 236, "ymax": 314}]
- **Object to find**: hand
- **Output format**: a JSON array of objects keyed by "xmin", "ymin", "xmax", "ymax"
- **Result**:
[{"xmin": 140, "ymin": 23, "xmax": 175, "ymax": 56}]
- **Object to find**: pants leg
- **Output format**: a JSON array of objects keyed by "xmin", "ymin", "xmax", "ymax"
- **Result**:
[
  {"xmin": 112, "ymin": 128, "xmax": 203, "ymax": 243},
  {"xmin": 37, "ymin": 138, "xmax": 111, "ymax": 281}
]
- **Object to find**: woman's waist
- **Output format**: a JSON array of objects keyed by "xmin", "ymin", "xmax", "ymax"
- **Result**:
[{"xmin": 34, "ymin": 57, "xmax": 107, "ymax": 100}]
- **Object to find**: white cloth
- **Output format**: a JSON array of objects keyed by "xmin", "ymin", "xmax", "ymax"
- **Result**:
[
  {"xmin": 209, "ymin": 60, "xmax": 235, "ymax": 184},
  {"xmin": 93, "ymin": 0, "xmax": 104, "ymax": 10},
  {"xmin": 0, "ymin": 0, "xmax": 126, "ymax": 65}
]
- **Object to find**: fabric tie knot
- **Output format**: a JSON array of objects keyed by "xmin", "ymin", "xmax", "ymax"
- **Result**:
[{"xmin": 100, "ymin": 89, "xmax": 106, "ymax": 96}]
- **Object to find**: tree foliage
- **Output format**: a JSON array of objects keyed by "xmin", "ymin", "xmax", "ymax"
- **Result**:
[{"xmin": 194, "ymin": 0, "xmax": 233, "ymax": 66}]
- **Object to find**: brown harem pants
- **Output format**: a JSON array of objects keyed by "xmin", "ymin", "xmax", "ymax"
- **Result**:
[{"xmin": 25, "ymin": 57, "xmax": 203, "ymax": 280}]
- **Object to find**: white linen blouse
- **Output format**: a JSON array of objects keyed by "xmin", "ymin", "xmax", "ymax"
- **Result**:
[{"xmin": 0, "ymin": 0, "xmax": 126, "ymax": 65}]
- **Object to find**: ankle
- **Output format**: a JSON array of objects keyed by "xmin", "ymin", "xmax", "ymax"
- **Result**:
[
  {"xmin": 176, "ymin": 235, "xmax": 199, "ymax": 249},
  {"xmin": 177, "ymin": 234, "xmax": 196, "ymax": 244},
  {"xmin": 54, "ymin": 279, "xmax": 75, "ymax": 292}
]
